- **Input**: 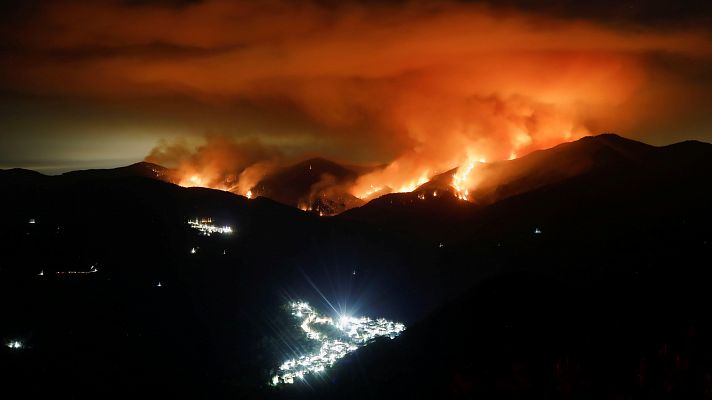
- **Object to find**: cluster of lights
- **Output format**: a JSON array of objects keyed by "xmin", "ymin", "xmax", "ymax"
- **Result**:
[
  {"xmin": 6, "ymin": 340, "xmax": 23, "ymax": 349},
  {"xmin": 188, "ymin": 218, "xmax": 233, "ymax": 236},
  {"xmin": 270, "ymin": 301, "xmax": 405, "ymax": 386},
  {"xmin": 56, "ymin": 265, "xmax": 98, "ymax": 275}
]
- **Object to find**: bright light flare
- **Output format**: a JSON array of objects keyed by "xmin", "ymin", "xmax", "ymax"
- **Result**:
[
  {"xmin": 6, "ymin": 340, "xmax": 23, "ymax": 349},
  {"xmin": 188, "ymin": 218, "xmax": 234, "ymax": 236},
  {"xmin": 270, "ymin": 301, "xmax": 405, "ymax": 386}
]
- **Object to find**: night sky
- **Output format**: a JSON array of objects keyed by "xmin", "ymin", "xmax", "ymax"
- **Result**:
[{"xmin": 1, "ymin": 0, "xmax": 711, "ymax": 174}]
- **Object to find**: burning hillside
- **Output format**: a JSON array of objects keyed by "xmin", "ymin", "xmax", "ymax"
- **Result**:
[
  {"xmin": 151, "ymin": 133, "xmax": 707, "ymax": 217},
  {"xmin": 103, "ymin": 1, "xmax": 711, "ymax": 215},
  {"xmin": 154, "ymin": 131, "xmax": 586, "ymax": 214}
]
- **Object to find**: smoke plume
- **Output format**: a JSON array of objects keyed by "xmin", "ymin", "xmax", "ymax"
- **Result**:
[{"xmin": 2, "ymin": 1, "xmax": 711, "ymax": 196}]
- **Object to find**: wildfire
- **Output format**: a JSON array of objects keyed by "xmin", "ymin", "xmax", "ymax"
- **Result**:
[
  {"xmin": 357, "ymin": 185, "xmax": 385, "ymax": 200},
  {"xmin": 166, "ymin": 130, "xmax": 581, "ymax": 210},
  {"xmin": 452, "ymin": 167, "xmax": 472, "ymax": 200},
  {"xmin": 395, "ymin": 173, "xmax": 430, "ymax": 194},
  {"xmin": 184, "ymin": 175, "xmax": 203, "ymax": 186},
  {"xmin": 451, "ymin": 156, "xmax": 486, "ymax": 201},
  {"xmin": 175, "ymin": 170, "xmax": 245, "ymax": 193},
  {"xmin": 355, "ymin": 172, "xmax": 431, "ymax": 200}
]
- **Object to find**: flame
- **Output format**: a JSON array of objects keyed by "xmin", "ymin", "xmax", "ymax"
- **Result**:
[
  {"xmin": 357, "ymin": 185, "xmax": 385, "ymax": 200},
  {"xmin": 186, "ymin": 175, "xmax": 203, "ymax": 186},
  {"xmin": 353, "ymin": 166, "xmax": 432, "ymax": 200},
  {"xmin": 1, "ymin": 0, "xmax": 707, "ymax": 207},
  {"xmin": 177, "ymin": 172, "xmax": 237, "ymax": 192},
  {"xmin": 125, "ymin": 0, "xmax": 704, "ymax": 205},
  {"xmin": 452, "ymin": 163, "xmax": 474, "ymax": 201},
  {"xmin": 164, "ymin": 127, "xmax": 581, "ymax": 210},
  {"xmin": 395, "ymin": 172, "xmax": 430, "ymax": 194},
  {"xmin": 147, "ymin": 135, "xmax": 279, "ymax": 195}
]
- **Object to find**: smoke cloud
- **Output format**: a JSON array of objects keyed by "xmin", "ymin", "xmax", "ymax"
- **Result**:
[
  {"xmin": 1, "ymin": 0, "xmax": 711, "ymax": 194},
  {"xmin": 145, "ymin": 135, "xmax": 280, "ymax": 193}
]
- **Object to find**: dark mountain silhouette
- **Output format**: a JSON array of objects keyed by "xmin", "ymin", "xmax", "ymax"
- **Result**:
[
  {"xmin": 1, "ymin": 133, "xmax": 711, "ymax": 398},
  {"xmin": 0, "ymin": 167, "xmax": 50, "ymax": 185},
  {"xmin": 466, "ymin": 133, "xmax": 702, "ymax": 205},
  {"xmin": 352, "ymin": 133, "xmax": 660, "ymax": 207},
  {"xmin": 0, "ymin": 166, "xmax": 443, "ymax": 398},
  {"xmin": 341, "ymin": 134, "xmax": 712, "ymax": 232},
  {"xmin": 272, "ymin": 135, "xmax": 712, "ymax": 400},
  {"xmin": 414, "ymin": 167, "xmax": 459, "ymax": 194},
  {"xmin": 251, "ymin": 157, "xmax": 364, "ymax": 215},
  {"xmin": 61, "ymin": 161, "xmax": 172, "ymax": 182}
]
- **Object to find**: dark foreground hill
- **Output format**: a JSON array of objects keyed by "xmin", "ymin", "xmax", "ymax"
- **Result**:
[
  {"xmin": 282, "ymin": 134, "xmax": 712, "ymax": 398},
  {"xmin": 0, "ymin": 133, "xmax": 711, "ymax": 399},
  {"xmin": 0, "ymin": 166, "xmax": 455, "ymax": 399}
]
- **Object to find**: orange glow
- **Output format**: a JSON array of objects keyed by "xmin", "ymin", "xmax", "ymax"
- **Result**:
[
  {"xmin": 452, "ymin": 160, "xmax": 477, "ymax": 201},
  {"xmin": 4, "ymin": 1, "xmax": 703, "ymax": 203},
  {"xmin": 187, "ymin": 175, "xmax": 203, "ymax": 186}
]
